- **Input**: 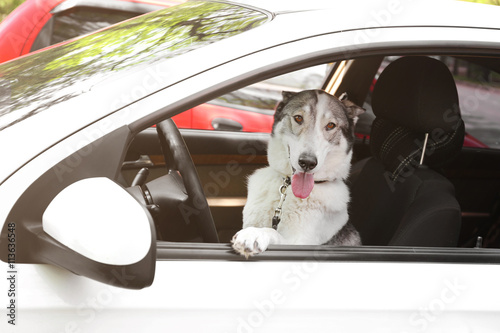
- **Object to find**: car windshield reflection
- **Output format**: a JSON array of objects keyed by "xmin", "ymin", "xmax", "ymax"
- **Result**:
[{"xmin": 0, "ymin": 1, "xmax": 269, "ymax": 131}]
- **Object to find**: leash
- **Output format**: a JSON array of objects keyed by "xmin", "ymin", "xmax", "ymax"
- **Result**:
[{"xmin": 272, "ymin": 176, "xmax": 291, "ymax": 230}]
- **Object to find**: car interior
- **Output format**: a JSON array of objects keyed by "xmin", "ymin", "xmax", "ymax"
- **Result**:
[{"xmin": 122, "ymin": 53, "xmax": 500, "ymax": 250}]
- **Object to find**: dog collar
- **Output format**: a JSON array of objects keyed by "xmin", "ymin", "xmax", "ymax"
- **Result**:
[{"xmin": 272, "ymin": 176, "xmax": 331, "ymax": 230}]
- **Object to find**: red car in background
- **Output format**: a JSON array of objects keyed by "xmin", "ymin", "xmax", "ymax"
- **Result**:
[{"xmin": 0, "ymin": 0, "xmax": 186, "ymax": 63}]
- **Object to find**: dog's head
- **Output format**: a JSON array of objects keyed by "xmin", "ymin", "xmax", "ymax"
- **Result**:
[{"xmin": 268, "ymin": 90, "xmax": 364, "ymax": 198}]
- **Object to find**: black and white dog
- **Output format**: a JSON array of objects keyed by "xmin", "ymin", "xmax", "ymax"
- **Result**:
[{"xmin": 232, "ymin": 90, "xmax": 363, "ymax": 257}]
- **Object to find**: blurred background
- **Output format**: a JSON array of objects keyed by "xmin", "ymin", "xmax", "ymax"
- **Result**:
[{"xmin": 1, "ymin": 0, "xmax": 25, "ymax": 21}]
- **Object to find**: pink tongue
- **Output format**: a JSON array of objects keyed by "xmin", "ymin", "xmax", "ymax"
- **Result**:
[{"xmin": 291, "ymin": 172, "xmax": 314, "ymax": 199}]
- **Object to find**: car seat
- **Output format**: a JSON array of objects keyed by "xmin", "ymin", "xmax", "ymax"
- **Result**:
[{"xmin": 349, "ymin": 56, "xmax": 465, "ymax": 247}]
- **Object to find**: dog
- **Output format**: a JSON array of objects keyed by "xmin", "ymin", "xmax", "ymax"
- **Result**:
[{"xmin": 232, "ymin": 89, "xmax": 363, "ymax": 258}]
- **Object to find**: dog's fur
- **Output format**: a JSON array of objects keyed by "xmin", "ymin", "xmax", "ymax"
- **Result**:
[{"xmin": 232, "ymin": 90, "xmax": 363, "ymax": 257}]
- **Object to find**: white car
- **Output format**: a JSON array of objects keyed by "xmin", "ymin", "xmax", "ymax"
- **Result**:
[{"xmin": 1, "ymin": 0, "xmax": 500, "ymax": 331}]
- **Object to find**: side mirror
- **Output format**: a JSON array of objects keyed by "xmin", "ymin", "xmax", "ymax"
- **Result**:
[{"xmin": 41, "ymin": 177, "xmax": 156, "ymax": 289}]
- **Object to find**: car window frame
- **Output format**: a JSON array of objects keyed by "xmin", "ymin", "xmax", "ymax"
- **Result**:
[
  {"xmin": 156, "ymin": 242, "xmax": 500, "ymax": 264},
  {"xmin": 149, "ymin": 47, "xmax": 500, "ymax": 263}
]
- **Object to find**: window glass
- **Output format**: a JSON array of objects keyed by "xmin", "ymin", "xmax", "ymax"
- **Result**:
[
  {"xmin": 51, "ymin": 8, "xmax": 138, "ymax": 45},
  {"xmin": 0, "ymin": 2, "xmax": 269, "ymax": 131},
  {"xmin": 30, "ymin": 8, "xmax": 139, "ymax": 52},
  {"xmin": 178, "ymin": 64, "xmax": 332, "ymax": 132}
]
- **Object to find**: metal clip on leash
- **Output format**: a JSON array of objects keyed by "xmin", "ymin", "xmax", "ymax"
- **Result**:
[{"xmin": 272, "ymin": 176, "xmax": 291, "ymax": 230}]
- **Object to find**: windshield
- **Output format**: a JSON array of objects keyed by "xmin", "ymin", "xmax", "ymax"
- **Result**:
[{"xmin": 0, "ymin": 1, "xmax": 269, "ymax": 131}]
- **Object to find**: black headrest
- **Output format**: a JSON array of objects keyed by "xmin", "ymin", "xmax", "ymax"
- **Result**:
[{"xmin": 370, "ymin": 56, "xmax": 464, "ymax": 180}]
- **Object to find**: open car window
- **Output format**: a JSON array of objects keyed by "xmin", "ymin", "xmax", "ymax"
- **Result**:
[
  {"xmin": 449, "ymin": 57, "xmax": 500, "ymax": 149},
  {"xmin": 126, "ymin": 54, "xmax": 500, "ymax": 259},
  {"xmin": 378, "ymin": 56, "xmax": 500, "ymax": 150},
  {"xmin": 172, "ymin": 64, "xmax": 332, "ymax": 133},
  {"xmin": 356, "ymin": 56, "xmax": 500, "ymax": 149},
  {"xmin": 210, "ymin": 63, "xmax": 333, "ymax": 113}
]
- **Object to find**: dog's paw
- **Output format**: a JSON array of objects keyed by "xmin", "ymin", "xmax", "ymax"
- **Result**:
[{"xmin": 231, "ymin": 227, "xmax": 273, "ymax": 258}]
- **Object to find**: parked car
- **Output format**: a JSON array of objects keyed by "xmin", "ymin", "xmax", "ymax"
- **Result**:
[
  {"xmin": 0, "ymin": 0, "xmax": 186, "ymax": 63},
  {"xmin": 1, "ymin": 0, "xmax": 500, "ymax": 331}
]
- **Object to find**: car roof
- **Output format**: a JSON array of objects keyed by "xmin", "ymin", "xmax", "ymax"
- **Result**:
[
  {"xmin": 1, "ymin": 0, "xmax": 500, "ymax": 184},
  {"xmin": 234, "ymin": 0, "xmax": 500, "ymax": 29}
]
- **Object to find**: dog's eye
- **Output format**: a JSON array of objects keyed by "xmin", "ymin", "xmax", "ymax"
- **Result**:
[
  {"xmin": 294, "ymin": 115, "xmax": 303, "ymax": 124},
  {"xmin": 326, "ymin": 122, "xmax": 336, "ymax": 130}
]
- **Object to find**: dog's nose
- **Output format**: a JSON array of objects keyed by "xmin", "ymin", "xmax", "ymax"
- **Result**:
[{"xmin": 298, "ymin": 154, "xmax": 317, "ymax": 171}]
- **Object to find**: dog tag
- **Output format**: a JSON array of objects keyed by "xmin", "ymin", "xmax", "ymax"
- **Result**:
[{"xmin": 272, "ymin": 216, "xmax": 280, "ymax": 230}]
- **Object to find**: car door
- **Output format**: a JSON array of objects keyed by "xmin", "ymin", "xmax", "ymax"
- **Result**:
[
  {"xmin": 12, "ymin": 250, "xmax": 500, "ymax": 332},
  {"xmin": 118, "ymin": 32, "xmax": 500, "ymax": 331}
]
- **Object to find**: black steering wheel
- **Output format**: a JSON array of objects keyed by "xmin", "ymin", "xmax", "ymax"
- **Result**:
[{"xmin": 155, "ymin": 119, "xmax": 219, "ymax": 243}]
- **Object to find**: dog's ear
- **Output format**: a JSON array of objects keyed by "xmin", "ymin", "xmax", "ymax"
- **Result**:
[
  {"xmin": 275, "ymin": 91, "xmax": 297, "ymax": 119},
  {"xmin": 281, "ymin": 91, "xmax": 297, "ymax": 104},
  {"xmin": 273, "ymin": 91, "xmax": 297, "ymax": 133},
  {"xmin": 340, "ymin": 93, "xmax": 365, "ymax": 120},
  {"xmin": 343, "ymin": 100, "xmax": 365, "ymax": 119}
]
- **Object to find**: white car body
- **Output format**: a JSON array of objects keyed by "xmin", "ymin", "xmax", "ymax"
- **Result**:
[{"xmin": 1, "ymin": 0, "xmax": 500, "ymax": 331}]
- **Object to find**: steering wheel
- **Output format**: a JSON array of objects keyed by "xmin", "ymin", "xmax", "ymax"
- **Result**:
[{"xmin": 156, "ymin": 119, "xmax": 219, "ymax": 243}]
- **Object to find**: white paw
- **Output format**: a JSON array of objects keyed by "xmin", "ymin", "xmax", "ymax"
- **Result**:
[{"xmin": 231, "ymin": 227, "xmax": 272, "ymax": 258}]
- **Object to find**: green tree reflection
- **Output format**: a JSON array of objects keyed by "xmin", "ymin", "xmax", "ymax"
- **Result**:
[{"xmin": 0, "ymin": 1, "xmax": 268, "ymax": 131}]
